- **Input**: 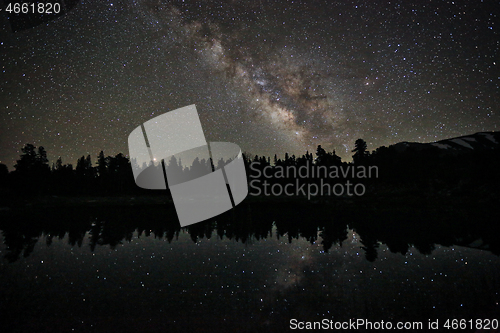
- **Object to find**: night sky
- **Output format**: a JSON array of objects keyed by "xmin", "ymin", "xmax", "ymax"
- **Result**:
[{"xmin": 1, "ymin": 0, "xmax": 498, "ymax": 169}]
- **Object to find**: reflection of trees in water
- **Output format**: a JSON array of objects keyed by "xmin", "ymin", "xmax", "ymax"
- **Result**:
[
  {"xmin": 0, "ymin": 202, "xmax": 499, "ymax": 263},
  {"xmin": 1, "ymin": 227, "xmax": 39, "ymax": 263}
]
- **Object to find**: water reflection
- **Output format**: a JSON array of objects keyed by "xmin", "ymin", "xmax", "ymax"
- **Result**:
[
  {"xmin": 0, "ymin": 202, "xmax": 499, "ymax": 332},
  {"xmin": 1, "ymin": 202, "xmax": 499, "ymax": 263}
]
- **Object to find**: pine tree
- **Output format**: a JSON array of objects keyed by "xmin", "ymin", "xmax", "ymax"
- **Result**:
[
  {"xmin": 14, "ymin": 144, "xmax": 37, "ymax": 173},
  {"xmin": 97, "ymin": 151, "xmax": 107, "ymax": 177},
  {"xmin": 315, "ymin": 145, "xmax": 327, "ymax": 165},
  {"xmin": 352, "ymin": 139, "xmax": 369, "ymax": 165}
]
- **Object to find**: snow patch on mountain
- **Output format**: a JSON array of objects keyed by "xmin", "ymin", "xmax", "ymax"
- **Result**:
[
  {"xmin": 450, "ymin": 138, "xmax": 474, "ymax": 149},
  {"xmin": 479, "ymin": 132, "xmax": 498, "ymax": 144},
  {"xmin": 431, "ymin": 143, "xmax": 451, "ymax": 149}
]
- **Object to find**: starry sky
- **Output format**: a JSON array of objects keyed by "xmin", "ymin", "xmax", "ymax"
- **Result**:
[{"xmin": 1, "ymin": 0, "xmax": 499, "ymax": 169}]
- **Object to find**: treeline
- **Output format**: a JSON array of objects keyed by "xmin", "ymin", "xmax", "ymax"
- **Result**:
[
  {"xmin": 246, "ymin": 138, "xmax": 500, "ymax": 199},
  {"xmin": 245, "ymin": 139, "xmax": 374, "ymax": 198},
  {"xmin": 1, "ymin": 144, "xmax": 137, "ymax": 196},
  {"xmin": 1, "ymin": 138, "xmax": 499, "ymax": 198},
  {"xmin": 0, "ymin": 140, "xmax": 369, "ymax": 197}
]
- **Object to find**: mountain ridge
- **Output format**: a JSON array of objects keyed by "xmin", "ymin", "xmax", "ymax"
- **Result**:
[{"xmin": 390, "ymin": 131, "xmax": 500, "ymax": 153}]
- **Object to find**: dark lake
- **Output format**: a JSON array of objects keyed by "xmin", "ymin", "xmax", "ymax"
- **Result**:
[{"xmin": 1, "ymin": 201, "xmax": 499, "ymax": 332}]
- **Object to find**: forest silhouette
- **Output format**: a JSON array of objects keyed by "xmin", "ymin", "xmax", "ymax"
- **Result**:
[
  {"xmin": 1, "ymin": 139, "xmax": 499, "ymax": 263},
  {"xmin": 1, "ymin": 138, "xmax": 499, "ymax": 199}
]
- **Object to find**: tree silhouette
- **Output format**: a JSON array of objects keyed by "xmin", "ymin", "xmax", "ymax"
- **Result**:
[
  {"xmin": 76, "ymin": 155, "xmax": 93, "ymax": 178},
  {"xmin": 315, "ymin": 145, "xmax": 342, "ymax": 166},
  {"xmin": 352, "ymin": 139, "xmax": 369, "ymax": 165},
  {"xmin": 165, "ymin": 155, "xmax": 186, "ymax": 186},
  {"xmin": 36, "ymin": 146, "xmax": 49, "ymax": 168},
  {"xmin": 97, "ymin": 151, "xmax": 107, "ymax": 177},
  {"xmin": 55, "ymin": 156, "xmax": 63, "ymax": 171},
  {"xmin": 12, "ymin": 144, "xmax": 50, "ymax": 194},
  {"xmin": 107, "ymin": 153, "xmax": 133, "ymax": 192},
  {"xmin": 315, "ymin": 145, "xmax": 328, "ymax": 165},
  {"xmin": 14, "ymin": 144, "xmax": 38, "ymax": 173}
]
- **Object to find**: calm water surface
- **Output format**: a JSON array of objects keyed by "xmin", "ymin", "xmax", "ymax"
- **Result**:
[{"xmin": 1, "ymin": 204, "xmax": 499, "ymax": 332}]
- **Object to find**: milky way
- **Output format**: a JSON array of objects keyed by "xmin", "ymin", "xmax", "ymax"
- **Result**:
[
  {"xmin": 141, "ymin": 0, "xmax": 387, "ymax": 151},
  {"xmin": 1, "ymin": 0, "xmax": 498, "ymax": 168}
]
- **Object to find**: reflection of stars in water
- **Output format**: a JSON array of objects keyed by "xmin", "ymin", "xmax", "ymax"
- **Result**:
[{"xmin": 3, "ymin": 225, "xmax": 500, "ymax": 329}]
